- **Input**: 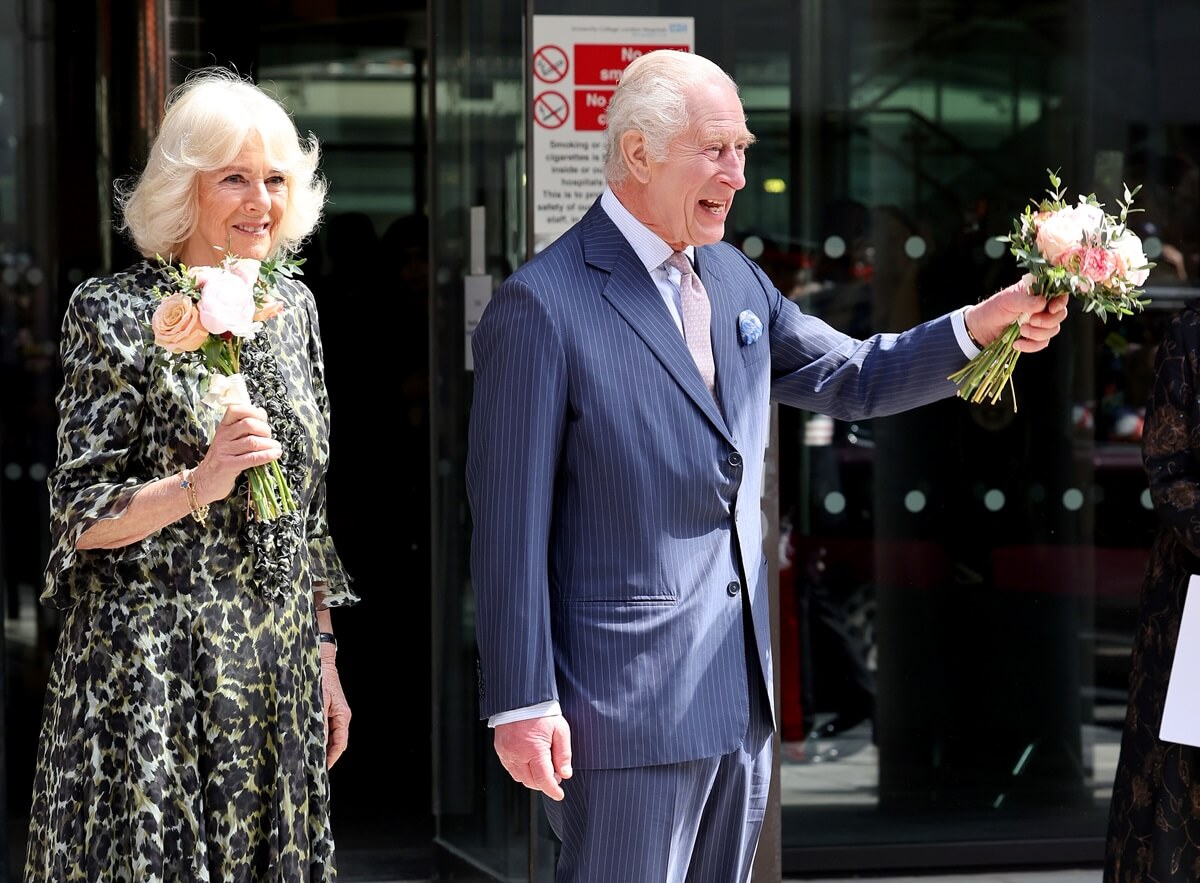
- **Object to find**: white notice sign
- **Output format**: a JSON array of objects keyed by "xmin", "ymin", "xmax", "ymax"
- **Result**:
[
  {"xmin": 531, "ymin": 15, "xmax": 694, "ymax": 252},
  {"xmin": 1161, "ymin": 574, "xmax": 1200, "ymax": 746}
]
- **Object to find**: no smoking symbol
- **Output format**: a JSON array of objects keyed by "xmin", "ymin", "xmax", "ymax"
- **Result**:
[
  {"xmin": 533, "ymin": 45, "xmax": 569, "ymax": 83},
  {"xmin": 534, "ymin": 91, "xmax": 570, "ymax": 129}
]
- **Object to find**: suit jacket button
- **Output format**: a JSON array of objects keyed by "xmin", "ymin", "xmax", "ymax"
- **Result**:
[
  {"xmin": 727, "ymin": 580, "xmax": 741, "ymax": 596},
  {"xmin": 728, "ymin": 451, "xmax": 743, "ymax": 467}
]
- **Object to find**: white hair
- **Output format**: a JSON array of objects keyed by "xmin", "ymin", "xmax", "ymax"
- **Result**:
[
  {"xmin": 118, "ymin": 67, "xmax": 326, "ymax": 259},
  {"xmin": 604, "ymin": 50, "xmax": 742, "ymax": 186}
]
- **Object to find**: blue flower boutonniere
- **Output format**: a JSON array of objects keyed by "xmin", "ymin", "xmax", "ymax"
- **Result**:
[{"xmin": 738, "ymin": 310, "xmax": 763, "ymax": 346}]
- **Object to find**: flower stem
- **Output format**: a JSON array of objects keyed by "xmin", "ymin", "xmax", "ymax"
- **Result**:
[
  {"xmin": 269, "ymin": 459, "xmax": 297, "ymax": 512},
  {"xmin": 243, "ymin": 460, "xmax": 297, "ymax": 522},
  {"xmin": 948, "ymin": 320, "xmax": 1025, "ymax": 411}
]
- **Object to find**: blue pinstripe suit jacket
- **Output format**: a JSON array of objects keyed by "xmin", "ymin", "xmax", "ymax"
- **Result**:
[{"xmin": 467, "ymin": 200, "xmax": 968, "ymax": 770}]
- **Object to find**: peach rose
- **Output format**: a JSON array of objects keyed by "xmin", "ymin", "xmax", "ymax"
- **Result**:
[
  {"xmin": 151, "ymin": 294, "xmax": 209, "ymax": 353},
  {"xmin": 253, "ymin": 296, "xmax": 285, "ymax": 323}
]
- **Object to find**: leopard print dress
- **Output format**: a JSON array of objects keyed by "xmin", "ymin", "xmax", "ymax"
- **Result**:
[{"xmin": 24, "ymin": 260, "xmax": 359, "ymax": 883}]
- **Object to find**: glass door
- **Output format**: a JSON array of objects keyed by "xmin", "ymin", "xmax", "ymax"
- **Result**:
[{"xmin": 430, "ymin": 0, "xmax": 546, "ymax": 879}]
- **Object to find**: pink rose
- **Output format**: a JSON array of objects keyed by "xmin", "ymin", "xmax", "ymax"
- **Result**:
[
  {"xmin": 186, "ymin": 265, "xmax": 219, "ymax": 287},
  {"xmin": 253, "ymin": 296, "xmax": 285, "ymax": 323},
  {"xmin": 1035, "ymin": 202, "xmax": 1105, "ymax": 263},
  {"xmin": 197, "ymin": 269, "xmax": 258, "ymax": 337},
  {"xmin": 151, "ymin": 294, "xmax": 209, "ymax": 353},
  {"xmin": 225, "ymin": 257, "xmax": 261, "ymax": 287}
]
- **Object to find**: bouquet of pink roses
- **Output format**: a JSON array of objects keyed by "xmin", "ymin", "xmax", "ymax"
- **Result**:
[
  {"xmin": 150, "ymin": 252, "xmax": 301, "ymax": 521},
  {"xmin": 949, "ymin": 170, "xmax": 1152, "ymax": 408}
]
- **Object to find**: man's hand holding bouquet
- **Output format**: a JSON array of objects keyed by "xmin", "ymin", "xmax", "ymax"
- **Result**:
[{"xmin": 951, "ymin": 170, "xmax": 1152, "ymax": 409}]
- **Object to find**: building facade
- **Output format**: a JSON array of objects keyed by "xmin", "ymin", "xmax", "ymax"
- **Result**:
[{"xmin": 2, "ymin": 0, "xmax": 1196, "ymax": 879}]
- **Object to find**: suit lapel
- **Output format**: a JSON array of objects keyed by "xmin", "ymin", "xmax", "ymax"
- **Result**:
[{"xmin": 580, "ymin": 207, "xmax": 733, "ymax": 443}]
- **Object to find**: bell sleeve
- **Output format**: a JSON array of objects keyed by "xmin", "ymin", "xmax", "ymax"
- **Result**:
[{"xmin": 42, "ymin": 279, "xmax": 152, "ymax": 608}]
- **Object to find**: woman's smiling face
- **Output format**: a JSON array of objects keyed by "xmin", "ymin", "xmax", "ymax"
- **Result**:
[{"xmin": 180, "ymin": 134, "xmax": 288, "ymax": 266}]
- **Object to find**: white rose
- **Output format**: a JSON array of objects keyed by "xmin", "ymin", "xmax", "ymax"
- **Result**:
[
  {"xmin": 1036, "ymin": 201, "xmax": 1105, "ymax": 263},
  {"xmin": 1111, "ymin": 230, "xmax": 1150, "ymax": 286}
]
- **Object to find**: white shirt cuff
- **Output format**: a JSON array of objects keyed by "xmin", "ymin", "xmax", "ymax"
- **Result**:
[
  {"xmin": 488, "ymin": 700, "xmax": 562, "ymax": 728},
  {"xmin": 951, "ymin": 307, "xmax": 980, "ymax": 357}
]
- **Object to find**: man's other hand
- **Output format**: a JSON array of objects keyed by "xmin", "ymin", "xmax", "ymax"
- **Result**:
[{"xmin": 494, "ymin": 714, "xmax": 574, "ymax": 801}]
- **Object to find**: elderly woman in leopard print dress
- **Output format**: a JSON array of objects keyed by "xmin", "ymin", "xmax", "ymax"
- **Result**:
[{"xmin": 24, "ymin": 69, "xmax": 358, "ymax": 882}]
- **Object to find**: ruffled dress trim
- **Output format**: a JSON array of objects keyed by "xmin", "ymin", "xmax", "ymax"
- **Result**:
[{"xmin": 237, "ymin": 330, "xmax": 306, "ymax": 600}]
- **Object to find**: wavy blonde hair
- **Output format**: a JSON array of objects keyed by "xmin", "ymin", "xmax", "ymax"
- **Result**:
[{"xmin": 119, "ymin": 68, "xmax": 326, "ymax": 259}]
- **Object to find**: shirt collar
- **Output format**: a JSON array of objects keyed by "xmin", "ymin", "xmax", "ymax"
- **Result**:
[{"xmin": 600, "ymin": 187, "xmax": 696, "ymax": 272}]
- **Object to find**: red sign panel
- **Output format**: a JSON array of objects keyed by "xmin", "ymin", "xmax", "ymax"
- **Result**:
[
  {"xmin": 575, "ymin": 89, "xmax": 614, "ymax": 131},
  {"xmin": 573, "ymin": 44, "xmax": 690, "ymax": 86}
]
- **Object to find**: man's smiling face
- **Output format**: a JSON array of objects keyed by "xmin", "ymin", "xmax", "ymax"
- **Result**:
[{"xmin": 638, "ymin": 80, "xmax": 754, "ymax": 251}]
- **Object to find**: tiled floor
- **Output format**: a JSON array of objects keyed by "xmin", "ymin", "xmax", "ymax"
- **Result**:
[{"xmin": 780, "ymin": 721, "xmax": 1121, "ymax": 810}]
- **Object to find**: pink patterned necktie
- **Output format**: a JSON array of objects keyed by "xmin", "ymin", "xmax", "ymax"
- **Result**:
[{"xmin": 666, "ymin": 250, "xmax": 716, "ymax": 396}]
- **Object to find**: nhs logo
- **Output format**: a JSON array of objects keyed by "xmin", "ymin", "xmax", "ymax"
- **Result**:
[{"xmin": 668, "ymin": 22, "xmax": 687, "ymax": 32}]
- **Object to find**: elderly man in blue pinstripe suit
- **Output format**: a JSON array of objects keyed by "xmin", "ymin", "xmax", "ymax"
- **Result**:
[{"xmin": 467, "ymin": 49, "xmax": 1066, "ymax": 882}]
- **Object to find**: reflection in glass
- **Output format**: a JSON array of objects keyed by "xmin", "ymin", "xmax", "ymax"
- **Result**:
[{"xmin": 762, "ymin": 0, "xmax": 1186, "ymax": 872}]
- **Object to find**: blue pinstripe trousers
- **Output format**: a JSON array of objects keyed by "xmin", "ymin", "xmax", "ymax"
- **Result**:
[{"xmin": 543, "ymin": 626, "xmax": 773, "ymax": 883}]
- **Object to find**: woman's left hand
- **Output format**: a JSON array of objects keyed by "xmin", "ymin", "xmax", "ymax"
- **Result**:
[{"xmin": 321, "ymin": 649, "xmax": 351, "ymax": 768}]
